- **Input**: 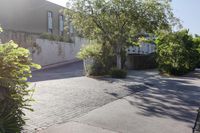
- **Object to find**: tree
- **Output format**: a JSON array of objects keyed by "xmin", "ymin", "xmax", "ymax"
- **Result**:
[
  {"xmin": 193, "ymin": 34, "xmax": 200, "ymax": 67},
  {"xmin": 65, "ymin": 0, "xmax": 179, "ymax": 69},
  {"xmin": 155, "ymin": 30, "xmax": 200, "ymax": 75}
]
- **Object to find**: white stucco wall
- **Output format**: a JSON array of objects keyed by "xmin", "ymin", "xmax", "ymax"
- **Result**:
[{"xmin": 32, "ymin": 37, "xmax": 88, "ymax": 66}]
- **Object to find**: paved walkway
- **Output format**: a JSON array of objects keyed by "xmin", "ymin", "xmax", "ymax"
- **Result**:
[
  {"xmin": 24, "ymin": 62, "xmax": 139, "ymax": 132},
  {"xmin": 40, "ymin": 94, "xmax": 194, "ymax": 133},
  {"xmin": 25, "ymin": 61, "xmax": 200, "ymax": 133}
]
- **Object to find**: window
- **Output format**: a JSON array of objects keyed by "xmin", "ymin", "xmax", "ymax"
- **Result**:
[
  {"xmin": 48, "ymin": 11, "xmax": 53, "ymax": 33},
  {"xmin": 69, "ymin": 22, "xmax": 74, "ymax": 34},
  {"xmin": 59, "ymin": 15, "xmax": 64, "ymax": 36},
  {"xmin": 67, "ymin": 18, "xmax": 74, "ymax": 34}
]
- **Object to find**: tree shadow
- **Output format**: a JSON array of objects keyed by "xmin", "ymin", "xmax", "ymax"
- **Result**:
[
  {"xmin": 104, "ymin": 69, "xmax": 200, "ymax": 127},
  {"xmin": 185, "ymin": 68, "xmax": 200, "ymax": 79},
  {"xmin": 29, "ymin": 61, "xmax": 84, "ymax": 82}
]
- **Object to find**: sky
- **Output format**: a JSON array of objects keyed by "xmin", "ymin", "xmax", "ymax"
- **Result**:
[
  {"xmin": 48, "ymin": 0, "xmax": 200, "ymax": 35},
  {"xmin": 172, "ymin": 0, "xmax": 200, "ymax": 35},
  {"xmin": 47, "ymin": 0, "xmax": 67, "ymax": 7}
]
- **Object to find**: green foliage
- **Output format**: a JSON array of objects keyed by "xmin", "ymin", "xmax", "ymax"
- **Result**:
[
  {"xmin": 110, "ymin": 68, "xmax": 127, "ymax": 79},
  {"xmin": 66, "ymin": 0, "xmax": 177, "ymax": 41},
  {"xmin": 155, "ymin": 30, "xmax": 200, "ymax": 75},
  {"xmin": 40, "ymin": 32, "xmax": 72, "ymax": 43},
  {"xmin": 78, "ymin": 43, "xmax": 115, "ymax": 76},
  {"xmin": 77, "ymin": 43, "xmax": 102, "ymax": 59},
  {"xmin": 193, "ymin": 35, "xmax": 200, "ymax": 67},
  {"xmin": 0, "ymin": 103, "xmax": 21, "ymax": 133},
  {"xmin": 66, "ymin": 0, "xmax": 179, "ymax": 69},
  {"xmin": 0, "ymin": 41, "xmax": 41, "ymax": 132},
  {"xmin": 0, "ymin": 41, "xmax": 41, "ymax": 79}
]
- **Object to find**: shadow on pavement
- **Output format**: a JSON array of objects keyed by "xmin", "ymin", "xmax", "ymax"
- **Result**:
[
  {"xmin": 104, "ymin": 69, "xmax": 200, "ymax": 126},
  {"xmin": 31, "ymin": 62, "xmax": 200, "ymax": 127},
  {"xmin": 29, "ymin": 61, "xmax": 84, "ymax": 82}
]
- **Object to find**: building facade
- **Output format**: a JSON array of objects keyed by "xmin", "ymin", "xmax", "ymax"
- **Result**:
[
  {"xmin": 0, "ymin": 0, "xmax": 67, "ymax": 35},
  {"xmin": 0, "ymin": 0, "xmax": 75, "ymax": 47},
  {"xmin": 0, "ymin": 0, "xmax": 87, "ymax": 67}
]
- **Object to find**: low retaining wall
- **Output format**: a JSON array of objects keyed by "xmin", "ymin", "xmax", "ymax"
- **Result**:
[
  {"xmin": 0, "ymin": 29, "xmax": 39, "ymax": 48},
  {"xmin": 0, "ymin": 29, "xmax": 89, "ymax": 67},
  {"xmin": 31, "ymin": 37, "xmax": 88, "ymax": 67}
]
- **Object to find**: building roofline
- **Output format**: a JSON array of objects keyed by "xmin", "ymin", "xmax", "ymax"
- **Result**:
[{"xmin": 45, "ymin": 0, "xmax": 66, "ymax": 8}]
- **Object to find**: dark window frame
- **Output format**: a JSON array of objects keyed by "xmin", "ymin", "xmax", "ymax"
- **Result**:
[
  {"xmin": 59, "ymin": 14, "xmax": 64, "ymax": 36},
  {"xmin": 47, "ymin": 11, "xmax": 53, "ymax": 34}
]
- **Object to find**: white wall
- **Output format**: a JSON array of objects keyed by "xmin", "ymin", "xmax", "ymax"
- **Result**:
[
  {"xmin": 127, "ymin": 43, "xmax": 156, "ymax": 55},
  {"xmin": 31, "ymin": 37, "xmax": 88, "ymax": 66}
]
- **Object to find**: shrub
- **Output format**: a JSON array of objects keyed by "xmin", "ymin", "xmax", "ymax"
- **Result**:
[
  {"xmin": 0, "ymin": 102, "xmax": 21, "ymax": 133},
  {"xmin": 0, "ymin": 41, "xmax": 41, "ymax": 132},
  {"xmin": 193, "ymin": 35, "xmax": 200, "ymax": 67},
  {"xmin": 77, "ymin": 43, "xmax": 102, "ymax": 59},
  {"xmin": 40, "ymin": 32, "xmax": 52, "ymax": 40},
  {"xmin": 155, "ymin": 30, "xmax": 200, "ymax": 75},
  {"xmin": 110, "ymin": 68, "xmax": 127, "ymax": 78},
  {"xmin": 78, "ymin": 43, "xmax": 115, "ymax": 76},
  {"xmin": 40, "ymin": 32, "xmax": 54, "ymax": 40}
]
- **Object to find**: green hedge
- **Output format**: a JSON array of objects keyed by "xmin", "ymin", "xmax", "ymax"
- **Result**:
[
  {"xmin": 156, "ymin": 30, "xmax": 200, "ymax": 76},
  {"xmin": 78, "ymin": 43, "xmax": 115, "ymax": 76},
  {"xmin": 110, "ymin": 68, "xmax": 127, "ymax": 78},
  {"xmin": 193, "ymin": 35, "xmax": 200, "ymax": 68}
]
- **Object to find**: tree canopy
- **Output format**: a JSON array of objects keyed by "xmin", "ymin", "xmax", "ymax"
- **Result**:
[
  {"xmin": 65, "ymin": 0, "xmax": 179, "ymax": 69},
  {"xmin": 155, "ymin": 29, "xmax": 200, "ymax": 75}
]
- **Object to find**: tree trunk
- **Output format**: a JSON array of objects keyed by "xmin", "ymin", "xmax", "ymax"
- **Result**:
[
  {"xmin": 116, "ymin": 44, "xmax": 122, "ymax": 69},
  {"xmin": 0, "ymin": 86, "xmax": 7, "ymax": 100},
  {"xmin": 116, "ymin": 54, "xmax": 122, "ymax": 69}
]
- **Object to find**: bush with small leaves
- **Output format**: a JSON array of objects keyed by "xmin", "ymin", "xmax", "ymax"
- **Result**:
[
  {"xmin": 0, "ymin": 40, "xmax": 41, "ymax": 132},
  {"xmin": 110, "ymin": 68, "xmax": 127, "ymax": 78},
  {"xmin": 156, "ymin": 30, "xmax": 200, "ymax": 75},
  {"xmin": 193, "ymin": 35, "xmax": 200, "ymax": 68},
  {"xmin": 78, "ymin": 43, "xmax": 115, "ymax": 76}
]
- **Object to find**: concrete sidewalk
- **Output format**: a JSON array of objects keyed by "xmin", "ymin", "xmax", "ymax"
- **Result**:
[{"xmin": 40, "ymin": 94, "xmax": 194, "ymax": 133}]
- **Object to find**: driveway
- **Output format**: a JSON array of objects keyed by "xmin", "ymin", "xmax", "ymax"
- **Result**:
[
  {"xmin": 24, "ymin": 61, "xmax": 200, "ymax": 133},
  {"xmin": 24, "ymin": 61, "xmax": 138, "ymax": 132}
]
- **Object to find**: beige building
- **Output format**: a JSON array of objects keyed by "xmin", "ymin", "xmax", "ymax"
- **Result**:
[
  {"xmin": 0, "ymin": 0, "xmax": 87, "ymax": 67},
  {"xmin": 0, "ymin": 0, "xmax": 75, "ymax": 47},
  {"xmin": 0, "ymin": 0, "xmax": 67, "ymax": 35}
]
